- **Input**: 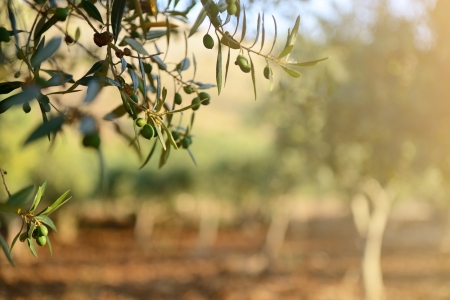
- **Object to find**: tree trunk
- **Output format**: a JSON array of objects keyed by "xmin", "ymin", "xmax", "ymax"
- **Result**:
[
  {"xmin": 263, "ymin": 195, "xmax": 292, "ymax": 267},
  {"xmin": 195, "ymin": 199, "xmax": 219, "ymax": 256},
  {"xmin": 359, "ymin": 178, "xmax": 393, "ymax": 300},
  {"xmin": 134, "ymin": 201, "xmax": 159, "ymax": 247},
  {"xmin": 350, "ymin": 193, "xmax": 370, "ymax": 238}
]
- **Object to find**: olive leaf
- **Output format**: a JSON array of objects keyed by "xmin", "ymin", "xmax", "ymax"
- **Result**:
[
  {"xmin": 249, "ymin": 53, "xmax": 256, "ymax": 100},
  {"xmin": 268, "ymin": 15, "xmax": 277, "ymax": 56},
  {"xmin": 140, "ymin": 139, "xmax": 158, "ymax": 169},
  {"xmin": 123, "ymin": 37, "xmax": 149, "ymax": 55},
  {"xmin": 281, "ymin": 66, "xmax": 302, "ymax": 78},
  {"xmin": 249, "ymin": 13, "xmax": 261, "ymax": 49},
  {"xmin": 286, "ymin": 57, "xmax": 329, "ymax": 67},
  {"xmin": 24, "ymin": 115, "xmax": 65, "ymax": 145},
  {"xmin": 215, "ymin": 32, "xmax": 222, "ymax": 95},
  {"xmin": 81, "ymin": 0, "xmax": 103, "ymax": 24},
  {"xmin": 0, "ymin": 85, "xmax": 40, "ymax": 114},
  {"xmin": 240, "ymin": 6, "xmax": 247, "ymax": 43},
  {"xmin": 0, "ymin": 234, "xmax": 14, "ymax": 266},
  {"xmin": 0, "ymin": 81, "xmax": 23, "ymax": 94},
  {"xmin": 111, "ymin": 0, "xmax": 126, "ymax": 43},
  {"xmin": 31, "ymin": 37, "xmax": 62, "ymax": 68}
]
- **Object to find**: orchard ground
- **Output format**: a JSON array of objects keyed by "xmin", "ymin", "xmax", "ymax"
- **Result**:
[{"xmin": 1, "ymin": 200, "xmax": 449, "ymax": 300}]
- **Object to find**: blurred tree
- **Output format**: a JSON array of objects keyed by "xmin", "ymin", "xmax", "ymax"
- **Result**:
[{"xmin": 259, "ymin": 1, "xmax": 450, "ymax": 299}]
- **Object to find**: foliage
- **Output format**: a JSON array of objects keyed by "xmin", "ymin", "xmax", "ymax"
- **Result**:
[
  {"xmin": 0, "ymin": 0, "xmax": 327, "ymax": 263},
  {"xmin": 0, "ymin": 180, "xmax": 71, "ymax": 265}
]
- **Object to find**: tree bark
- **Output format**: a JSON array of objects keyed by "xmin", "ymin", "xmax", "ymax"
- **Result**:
[{"xmin": 359, "ymin": 178, "xmax": 393, "ymax": 300}]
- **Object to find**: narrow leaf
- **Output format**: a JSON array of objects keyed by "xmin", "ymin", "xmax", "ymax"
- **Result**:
[
  {"xmin": 27, "ymin": 238, "xmax": 37, "ymax": 258},
  {"xmin": 9, "ymin": 222, "xmax": 24, "ymax": 254},
  {"xmin": 31, "ymin": 37, "xmax": 62, "ymax": 68},
  {"xmin": 24, "ymin": 115, "xmax": 65, "ymax": 145},
  {"xmin": 249, "ymin": 13, "xmax": 261, "ymax": 49},
  {"xmin": 7, "ymin": 185, "xmax": 35, "ymax": 207},
  {"xmin": 281, "ymin": 66, "xmax": 302, "ymax": 78},
  {"xmin": 145, "ymin": 30, "xmax": 167, "ymax": 40},
  {"xmin": 239, "ymin": 6, "xmax": 246, "ymax": 43},
  {"xmin": 287, "ymin": 57, "xmax": 329, "ymax": 67},
  {"xmin": 34, "ymin": 215, "xmax": 57, "ymax": 231},
  {"xmin": 138, "ymin": 53, "xmax": 147, "ymax": 103},
  {"xmin": 82, "ymin": 0, "xmax": 104, "ymax": 23},
  {"xmin": 215, "ymin": 33, "xmax": 222, "ymax": 95},
  {"xmin": 176, "ymin": 58, "xmax": 190, "ymax": 72},
  {"xmin": 260, "ymin": 13, "xmax": 265, "ymax": 53},
  {"xmin": 123, "ymin": 37, "xmax": 149, "ymax": 55},
  {"xmin": 46, "ymin": 236, "xmax": 52, "ymax": 255},
  {"xmin": 188, "ymin": 6, "xmax": 207, "ymax": 37},
  {"xmin": 128, "ymin": 68, "xmax": 139, "ymax": 93},
  {"xmin": 7, "ymin": 0, "xmax": 17, "ymax": 43},
  {"xmin": 187, "ymin": 148, "xmax": 197, "ymax": 166},
  {"xmin": 0, "ymin": 85, "xmax": 40, "ymax": 114},
  {"xmin": 160, "ymin": 121, "xmax": 178, "ymax": 149},
  {"xmin": 139, "ymin": 139, "xmax": 158, "ymax": 169},
  {"xmin": 151, "ymin": 56, "xmax": 167, "ymax": 70},
  {"xmin": 277, "ymin": 45, "xmax": 294, "ymax": 59},
  {"xmin": 0, "ymin": 234, "xmax": 14, "ymax": 265},
  {"xmin": 268, "ymin": 15, "xmax": 277, "ymax": 56},
  {"xmin": 29, "ymin": 181, "xmax": 47, "ymax": 214},
  {"xmin": 84, "ymin": 78, "xmax": 102, "ymax": 103},
  {"xmin": 0, "ymin": 81, "xmax": 23, "ymax": 94},
  {"xmin": 111, "ymin": 0, "xmax": 126, "ymax": 43},
  {"xmin": 224, "ymin": 48, "xmax": 230, "ymax": 86},
  {"xmin": 37, "ymin": 189, "xmax": 71, "ymax": 216},
  {"xmin": 249, "ymin": 53, "xmax": 256, "ymax": 100}
]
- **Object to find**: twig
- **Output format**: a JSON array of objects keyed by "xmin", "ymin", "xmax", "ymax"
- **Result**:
[{"xmin": 0, "ymin": 168, "xmax": 12, "ymax": 198}]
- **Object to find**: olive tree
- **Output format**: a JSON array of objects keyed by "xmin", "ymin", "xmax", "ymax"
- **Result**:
[{"xmin": 0, "ymin": 0, "xmax": 327, "ymax": 264}]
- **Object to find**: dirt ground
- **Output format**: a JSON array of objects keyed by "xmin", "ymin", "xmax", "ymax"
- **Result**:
[{"xmin": 1, "ymin": 216, "xmax": 450, "ymax": 300}]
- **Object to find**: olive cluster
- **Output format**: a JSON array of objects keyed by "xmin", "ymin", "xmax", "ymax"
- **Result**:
[{"xmin": 19, "ymin": 225, "xmax": 49, "ymax": 247}]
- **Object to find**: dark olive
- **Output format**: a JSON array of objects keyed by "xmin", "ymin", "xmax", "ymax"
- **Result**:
[
  {"xmin": 82, "ymin": 134, "xmax": 101, "ymax": 149},
  {"xmin": 141, "ymin": 124, "xmax": 155, "ymax": 139}
]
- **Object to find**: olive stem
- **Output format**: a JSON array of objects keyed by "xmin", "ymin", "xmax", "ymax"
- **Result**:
[{"xmin": 0, "ymin": 168, "xmax": 12, "ymax": 198}]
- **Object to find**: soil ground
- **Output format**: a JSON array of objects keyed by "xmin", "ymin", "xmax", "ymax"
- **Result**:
[{"xmin": 1, "ymin": 216, "xmax": 449, "ymax": 300}]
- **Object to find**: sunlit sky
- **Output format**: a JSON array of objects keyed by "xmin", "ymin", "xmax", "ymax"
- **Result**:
[{"xmin": 184, "ymin": 0, "xmax": 437, "ymax": 48}]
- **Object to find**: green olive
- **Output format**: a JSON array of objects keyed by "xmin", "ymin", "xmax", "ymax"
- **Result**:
[
  {"xmin": 40, "ymin": 102, "xmax": 51, "ymax": 112},
  {"xmin": 174, "ymin": 92, "xmax": 182, "ymax": 105},
  {"xmin": 235, "ymin": 55, "xmax": 249, "ymax": 68},
  {"xmin": 19, "ymin": 232, "xmax": 28, "ymax": 242},
  {"xmin": 16, "ymin": 50, "xmax": 24, "ymax": 60},
  {"xmin": 181, "ymin": 136, "xmax": 192, "ymax": 149},
  {"xmin": 199, "ymin": 92, "xmax": 211, "ymax": 105},
  {"xmin": 37, "ymin": 225, "xmax": 48, "ymax": 237},
  {"xmin": 23, "ymin": 102, "xmax": 31, "ymax": 113},
  {"xmin": 143, "ymin": 62, "xmax": 152, "ymax": 73},
  {"xmin": 135, "ymin": 118, "xmax": 146, "ymax": 127},
  {"xmin": 36, "ymin": 235, "xmax": 47, "ymax": 246},
  {"xmin": 264, "ymin": 65, "xmax": 272, "ymax": 79},
  {"xmin": 141, "ymin": 124, "xmax": 155, "ymax": 139},
  {"xmin": 191, "ymin": 97, "xmax": 201, "ymax": 111},
  {"xmin": 183, "ymin": 86, "xmax": 193, "ymax": 94},
  {"xmin": 203, "ymin": 34, "xmax": 214, "ymax": 49},
  {"xmin": 54, "ymin": 7, "xmax": 69, "ymax": 22},
  {"xmin": 171, "ymin": 131, "xmax": 180, "ymax": 141},
  {"xmin": 240, "ymin": 64, "xmax": 251, "ymax": 73},
  {"xmin": 227, "ymin": 4, "xmax": 237, "ymax": 15},
  {"xmin": 82, "ymin": 134, "xmax": 101, "ymax": 149},
  {"xmin": 0, "ymin": 27, "xmax": 11, "ymax": 43}
]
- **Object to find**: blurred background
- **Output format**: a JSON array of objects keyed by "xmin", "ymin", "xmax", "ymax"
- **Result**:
[{"xmin": 1, "ymin": 0, "xmax": 450, "ymax": 299}]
